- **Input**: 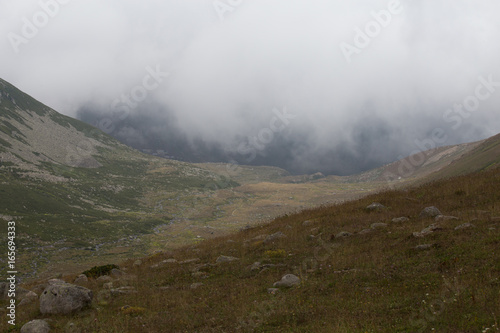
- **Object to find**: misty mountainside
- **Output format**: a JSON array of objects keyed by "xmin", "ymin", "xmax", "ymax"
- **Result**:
[
  {"xmin": 0, "ymin": 78, "xmax": 239, "ymax": 277},
  {"xmin": 1, "ymin": 77, "xmax": 499, "ymax": 281}
]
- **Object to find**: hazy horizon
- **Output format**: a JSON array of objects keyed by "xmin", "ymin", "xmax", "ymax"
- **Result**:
[{"xmin": 2, "ymin": 0, "xmax": 499, "ymax": 175}]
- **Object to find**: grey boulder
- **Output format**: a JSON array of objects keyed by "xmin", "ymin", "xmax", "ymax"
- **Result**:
[
  {"xmin": 20, "ymin": 319, "xmax": 50, "ymax": 333},
  {"xmin": 273, "ymin": 274, "xmax": 301, "ymax": 288},
  {"xmin": 40, "ymin": 282, "xmax": 92, "ymax": 315},
  {"xmin": 419, "ymin": 206, "xmax": 442, "ymax": 218},
  {"xmin": 392, "ymin": 217, "xmax": 410, "ymax": 223}
]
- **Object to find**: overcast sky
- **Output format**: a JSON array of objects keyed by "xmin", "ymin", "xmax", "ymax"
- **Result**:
[{"xmin": 1, "ymin": 0, "xmax": 499, "ymax": 175}]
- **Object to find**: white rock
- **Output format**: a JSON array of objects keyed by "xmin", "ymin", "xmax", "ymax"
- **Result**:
[{"xmin": 273, "ymin": 274, "xmax": 301, "ymax": 288}]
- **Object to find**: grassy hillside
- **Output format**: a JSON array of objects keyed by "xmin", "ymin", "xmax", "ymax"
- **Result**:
[
  {"xmin": 0, "ymin": 78, "xmax": 239, "ymax": 277},
  {"xmin": 7, "ymin": 167, "xmax": 499, "ymax": 332},
  {"xmin": 425, "ymin": 133, "xmax": 500, "ymax": 181}
]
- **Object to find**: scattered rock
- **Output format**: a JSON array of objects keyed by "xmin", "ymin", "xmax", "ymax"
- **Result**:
[
  {"xmin": 264, "ymin": 232, "xmax": 287, "ymax": 243},
  {"xmin": 273, "ymin": 274, "xmax": 301, "ymax": 288},
  {"xmin": 96, "ymin": 275, "xmax": 113, "ymax": 284},
  {"xmin": 267, "ymin": 288, "xmax": 280, "ymax": 294},
  {"xmin": 164, "ymin": 259, "xmax": 177, "ymax": 263},
  {"xmin": 191, "ymin": 271, "xmax": 208, "ymax": 278},
  {"xmin": 64, "ymin": 322, "xmax": 81, "ymax": 333},
  {"xmin": 17, "ymin": 289, "xmax": 38, "ymax": 306},
  {"xmin": 392, "ymin": 217, "xmax": 410, "ymax": 223},
  {"xmin": 366, "ymin": 202, "xmax": 385, "ymax": 211},
  {"xmin": 335, "ymin": 231, "xmax": 353, "ymax": 239},
  {"xmin": 370, "ymin": 223, "xmax": 388, "ymax": 229},
  {"xmin": 435, "ymin": 215, "xmax": 459, "ymax": 222},
  {"xmin": 110, "ymin": 268, "xmax": 125, "ymax": 277},
  {"xmin": 47, "ymin": 279, "xmax": 65, "ymax": 285},
  {"xmin": 73, "ymin": 274, "xmax": 88, "ymax": 285},
  {"xmin": 216, "ymin": 255, "xmax": 239, "ymax": 263},
  {"xmin": 110, "ymin": 286, "xmax": 137, "ymax": 296},
  {"xmin": 358, "ymin": 229, "xmax": 373, "ymax": 235},
  {"xmin": 179, "ymin": 258, "xmax": 200, "ymax": 264},
  {"xmin": 190, "ymin": 283, "xmax": 204, "ymax": 289},
  {"xmin": 133, "ymin": 260, "xmax": 142, "ymax": 267},
  {"xmin": 419, "ymin": 206, "xmax": 442, "ymax": 218},
  {"xmin": 103, "ymin": 282, "xmax": 113, "ymax": 289},
  {"xmin": 248, "ymin": 262, "xmax": 262, "ymax": 271},
  {"xmin": 18, "ymin": 295, "xmax": 37, "ymax": 307},
  {"xmin": 40, "ymin": 282, "xmax": 93, "ymax": 315},
  {"xmin": 192, "ymin": 264, "xmax": 214, "ymax": 273},
  {"xmin": 20, "ymin": 319, "xmax": 50, "ymax": 333},
  {"xmin": 302, "ymin": 220, "xmax": 313, "ymax": 226},
  {"xmin": 454, "ymin": 223, "xmax": 476, "ymax": 230},
  {"xmin": 412, "ymin": 224, "xmax": 442, "ymax": 238},
  {"xmin": 415, "ymin": 244, "xmax": 433, "ymax": 251},
  {"xmin": 310, "ymin": 227, "xmax": 320, "ymax": 235},
  {"xmin": 250, "ymin": 234, "xmax": 269, "ymax": 242},
  {"xmin": 14, "ymin": 287, "xmax": 37, "ymax": 302}
]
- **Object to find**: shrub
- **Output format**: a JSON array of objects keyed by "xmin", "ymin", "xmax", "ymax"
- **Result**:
[{"xmin": 82, "ymin": 264, "xmax": 119, "ymax": 278}]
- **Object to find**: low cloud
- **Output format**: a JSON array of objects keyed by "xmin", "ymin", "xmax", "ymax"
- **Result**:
[{"xmin": 1, "ymin": 0, "xmax": 499, "ymax": 174}]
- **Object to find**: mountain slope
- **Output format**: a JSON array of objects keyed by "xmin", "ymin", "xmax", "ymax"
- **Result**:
[
  {"xmin": 425, "ymin": 132, "xmax": 500, "ymax": 181},
  {"xmin": 0, "ymin": 78, "xmax": 238, "ymax": 277},
  {"xmin": 2, "ymin": 77, "xmax": 499, "ymax": 285},
  {"xmin": 8, "ymin": 160, "xmax": 500, "ymax": 333},
  {"xmin": 349, "ymin": 134, "xmax": 499, "ymax": 186}
]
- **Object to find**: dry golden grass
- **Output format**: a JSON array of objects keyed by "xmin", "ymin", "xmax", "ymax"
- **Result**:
[{"xmin": 5, "ymin": 168, "xmax": 500, "ymax": 332}]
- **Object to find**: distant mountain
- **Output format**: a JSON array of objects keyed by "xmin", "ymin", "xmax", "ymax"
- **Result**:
[{"xmin": 350, "ymin": 134, "xmax": 499, "ymax": 185}]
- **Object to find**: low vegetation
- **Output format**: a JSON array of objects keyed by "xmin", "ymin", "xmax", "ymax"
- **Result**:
[
  {"xmin": 82, "ymin": 265, "xmax": 120, "ymax": 279},
  {"xmin": 5, "ymin": 167, "xmax": 499, "ymax": 332}
]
